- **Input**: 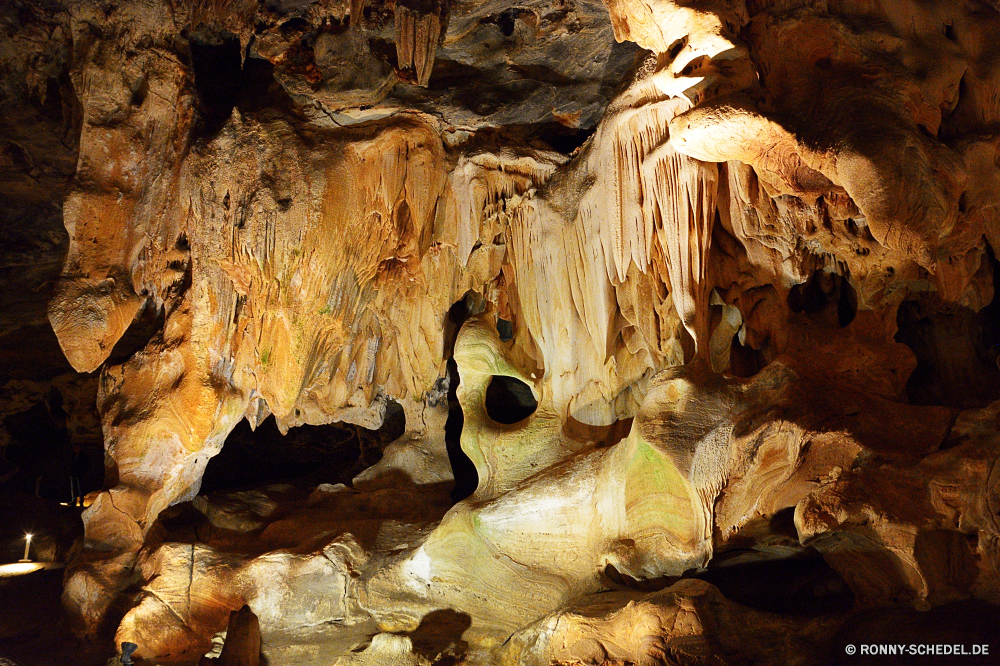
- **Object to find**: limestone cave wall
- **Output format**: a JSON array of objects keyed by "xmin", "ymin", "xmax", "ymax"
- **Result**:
[{"xmin": 1, "ymin": 0, "xmax": 1000, "ymax": 664}]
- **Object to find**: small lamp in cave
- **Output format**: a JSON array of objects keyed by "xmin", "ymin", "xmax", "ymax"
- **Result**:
[{"xmin": 19, "ymin": 533, "xmax": 32, "ymax": 562}]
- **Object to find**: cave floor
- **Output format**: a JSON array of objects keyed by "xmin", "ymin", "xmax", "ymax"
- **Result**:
[{"xmin": 0, "ymin": 561, "xmax": 382, "ymax": 666}]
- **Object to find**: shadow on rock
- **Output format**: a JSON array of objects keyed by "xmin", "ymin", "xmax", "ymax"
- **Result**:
[{"xmin": 407, "ymin": 609, "xmax": 471, "ymax": 665}]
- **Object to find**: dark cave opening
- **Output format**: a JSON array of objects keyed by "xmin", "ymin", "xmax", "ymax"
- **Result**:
[
  {"xmin": 895, "ymin": 244, "xmax": 1000, "ymax": 409},
  {"xmin": 728, "ymin": 332, "xmax": 766, "ymax": 378},
  {"xmin": 837, "ymin": 275, "xmax": 858, "ymax": 327},
  {"xmin": 406, "ymin": 608, "xmax": 471, "ymax": 666},
  {"xmin": 443, "ymin": 293, "xmax": 482, "ymax": 503},
  {"xmin": 199, "ymin": 410, "xmax": 402, "ymax": 495},
  {"xmin": 188, "ymin": 31, "xmax": 243, "ymax": 130},
  {"xmin": 187, "ymin": 31, "xmax": 293, "ymax": 135},
  {"xmin": 978, "ymin": 243, "xmax": 1000, "ymax": 367},
  {"xmin": 484, "ymin": 375, "xmax": 537, "ymax": 424},
  {"xmin": 444, "ymin": 357, "xmax": 478, "ymax": 504},
  {"xmin": 603, "ymin": 505, "xmax": 854, "ymax": 617},
  {"xmin": 788, "ymin": 270, "xmax": 857, "ymax": 327},
  {"xmin": 496, "ymin": 316, "xmax": 514, "ymax": 342},
  {"xmin": 1, "ymin": 389, "xmax": 102, "ymax": 504},
  {"xmin": 534, "ymin": 123, "xmax": 595, "ymax": 155},
  {"xmin": 696, "ymin": 550, "xmax": 855, "ymax": 617},
  {"xmin": 511, "ymin": 121, "xmax": 597, "ymax": 156},
  {"xmin": 602, "ymin": 547, "xmax": 854, "ymax": 618}
]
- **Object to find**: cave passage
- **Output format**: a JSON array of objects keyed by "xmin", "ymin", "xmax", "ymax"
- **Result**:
[
  {"xmin": 787, "ymin": 270, "xmax": 857, "ymax": 328},
  {"xmin": 2, "ymin": 390, "xmax": 102, "ymax": 504},
  {"xmin": 187, "ymin": 30, "xmax": 292, "ymax": 135},
  {"xmin": 443, "ymin": 293, "xmax": 482, "ymax": 503},
  {"xmin": 895, "ymin": 245, "xmax": 1000, "ymax": 408},
  {"xmin": 199, "ymin": 411, "xmax": 402, "ymax": 494}
]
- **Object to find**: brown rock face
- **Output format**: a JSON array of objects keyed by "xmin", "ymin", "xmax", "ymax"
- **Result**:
[{"xmin": 2, "ymin": 0, "xmax": 1000, "ymax": 664}]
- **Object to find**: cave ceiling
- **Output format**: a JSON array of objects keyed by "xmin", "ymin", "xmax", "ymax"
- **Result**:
[{"xmin": 1, "ymin": 0, "xmax": 1000, "ymax": 664}]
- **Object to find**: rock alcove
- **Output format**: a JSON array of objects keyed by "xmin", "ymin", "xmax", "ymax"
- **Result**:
[{"xmin": 2, "ymin": 0, "xmax": 1000, "ymax": 664}]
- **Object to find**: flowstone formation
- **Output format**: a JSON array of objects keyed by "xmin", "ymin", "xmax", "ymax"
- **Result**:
[{"xmin": 3, "ymin": 0, "xmax": 1000, "ymax": 663}]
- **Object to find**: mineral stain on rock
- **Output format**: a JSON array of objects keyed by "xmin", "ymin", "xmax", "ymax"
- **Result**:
[{"xmin": 0, "ymin": 0, "xmax": 999, "ymax": 664}]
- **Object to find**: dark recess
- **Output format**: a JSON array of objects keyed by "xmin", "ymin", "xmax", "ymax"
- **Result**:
[
  {"xmin": 482, "ymin": 8, "xmax": 533, "ymax": 37},
  {"xmin": 0, "ymin": 323, "xmax": 75, "ymax": 382},
  {"xmin": 2, "ymin": 389, "xmax": 103, "ymax": 503},
  {"xmin": 443, "ymin": 294, "xmax": 481, "ymax": 503},
  {"xmin": 496, "ymin": 317, "xmax": 514, "ymax": 341},
  {"xmin": 503, "ymin": 121, "xmax": 597, "ymax": 156},
  {"xmin": 696, "ymin": 550, "xmax": 855, "ymax": 616},
  {"xmin": 981, "ymin": 244, "xmax": 1000, "ymax": 365},
  {"xmin": 104, "ymin": 301, "xmax": 165, "ymax": 367},
  {"xmin": 484, "ymin": 375, "xmax": 537, "ymax": 424},
  {"xmin": 537, "ymin": 123, "xmax": 594, "ymax": 155},
  {"xmin": 728, "ymin": 333, "xmax": 765, "ymax": 378},
  {"xmin": 895, "ymin": 244, "xmax": 1000, "ymax": 409},
  {"xmin": 188, "ymin": 32, "xmax": 242, "ymax": 130},
  {"xmin": 187, "ymin": 32, "xmax": 294, "ymax": 136},
  {"xmin": 603, "ymin": 545, "xmax": 854, "ymax": 618},
  {"xmin": 200, "ymin": 413, "xmax": 399, "ymax": 494},
  {"xmin": 788, "ymin": 271, "xmax": 857, "ymax": 327},
  {"xmin": 406, "ymin": 608, "xmax": 471, "ymax": 666},
  {"xmin": 837, "ymin": 276, "xmax": 858, "ymax": 327}
]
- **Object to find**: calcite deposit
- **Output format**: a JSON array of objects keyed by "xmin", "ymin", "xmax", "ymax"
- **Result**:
[{"xmin": 1, "ymin": 0, "xmax": 999, "ymax": 664}]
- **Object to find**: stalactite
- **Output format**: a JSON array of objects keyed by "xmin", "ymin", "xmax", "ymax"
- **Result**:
[
  {"xmin": 394, "ymin": 2, "xmax": 445, "ymax": 87},
  {"xmin": 6, "ymin": 0, "xmax": 997, "ymax": 663}
]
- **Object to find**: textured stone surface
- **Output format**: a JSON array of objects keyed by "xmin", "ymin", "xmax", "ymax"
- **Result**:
[{"xmin": 0, "ymin": 0, "xmax": 999, "ymax": 664}]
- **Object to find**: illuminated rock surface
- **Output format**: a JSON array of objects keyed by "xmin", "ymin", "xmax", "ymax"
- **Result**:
[{"xmin": 1, "ymin": 0, "xmax": 1000, "ymax": 664}]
